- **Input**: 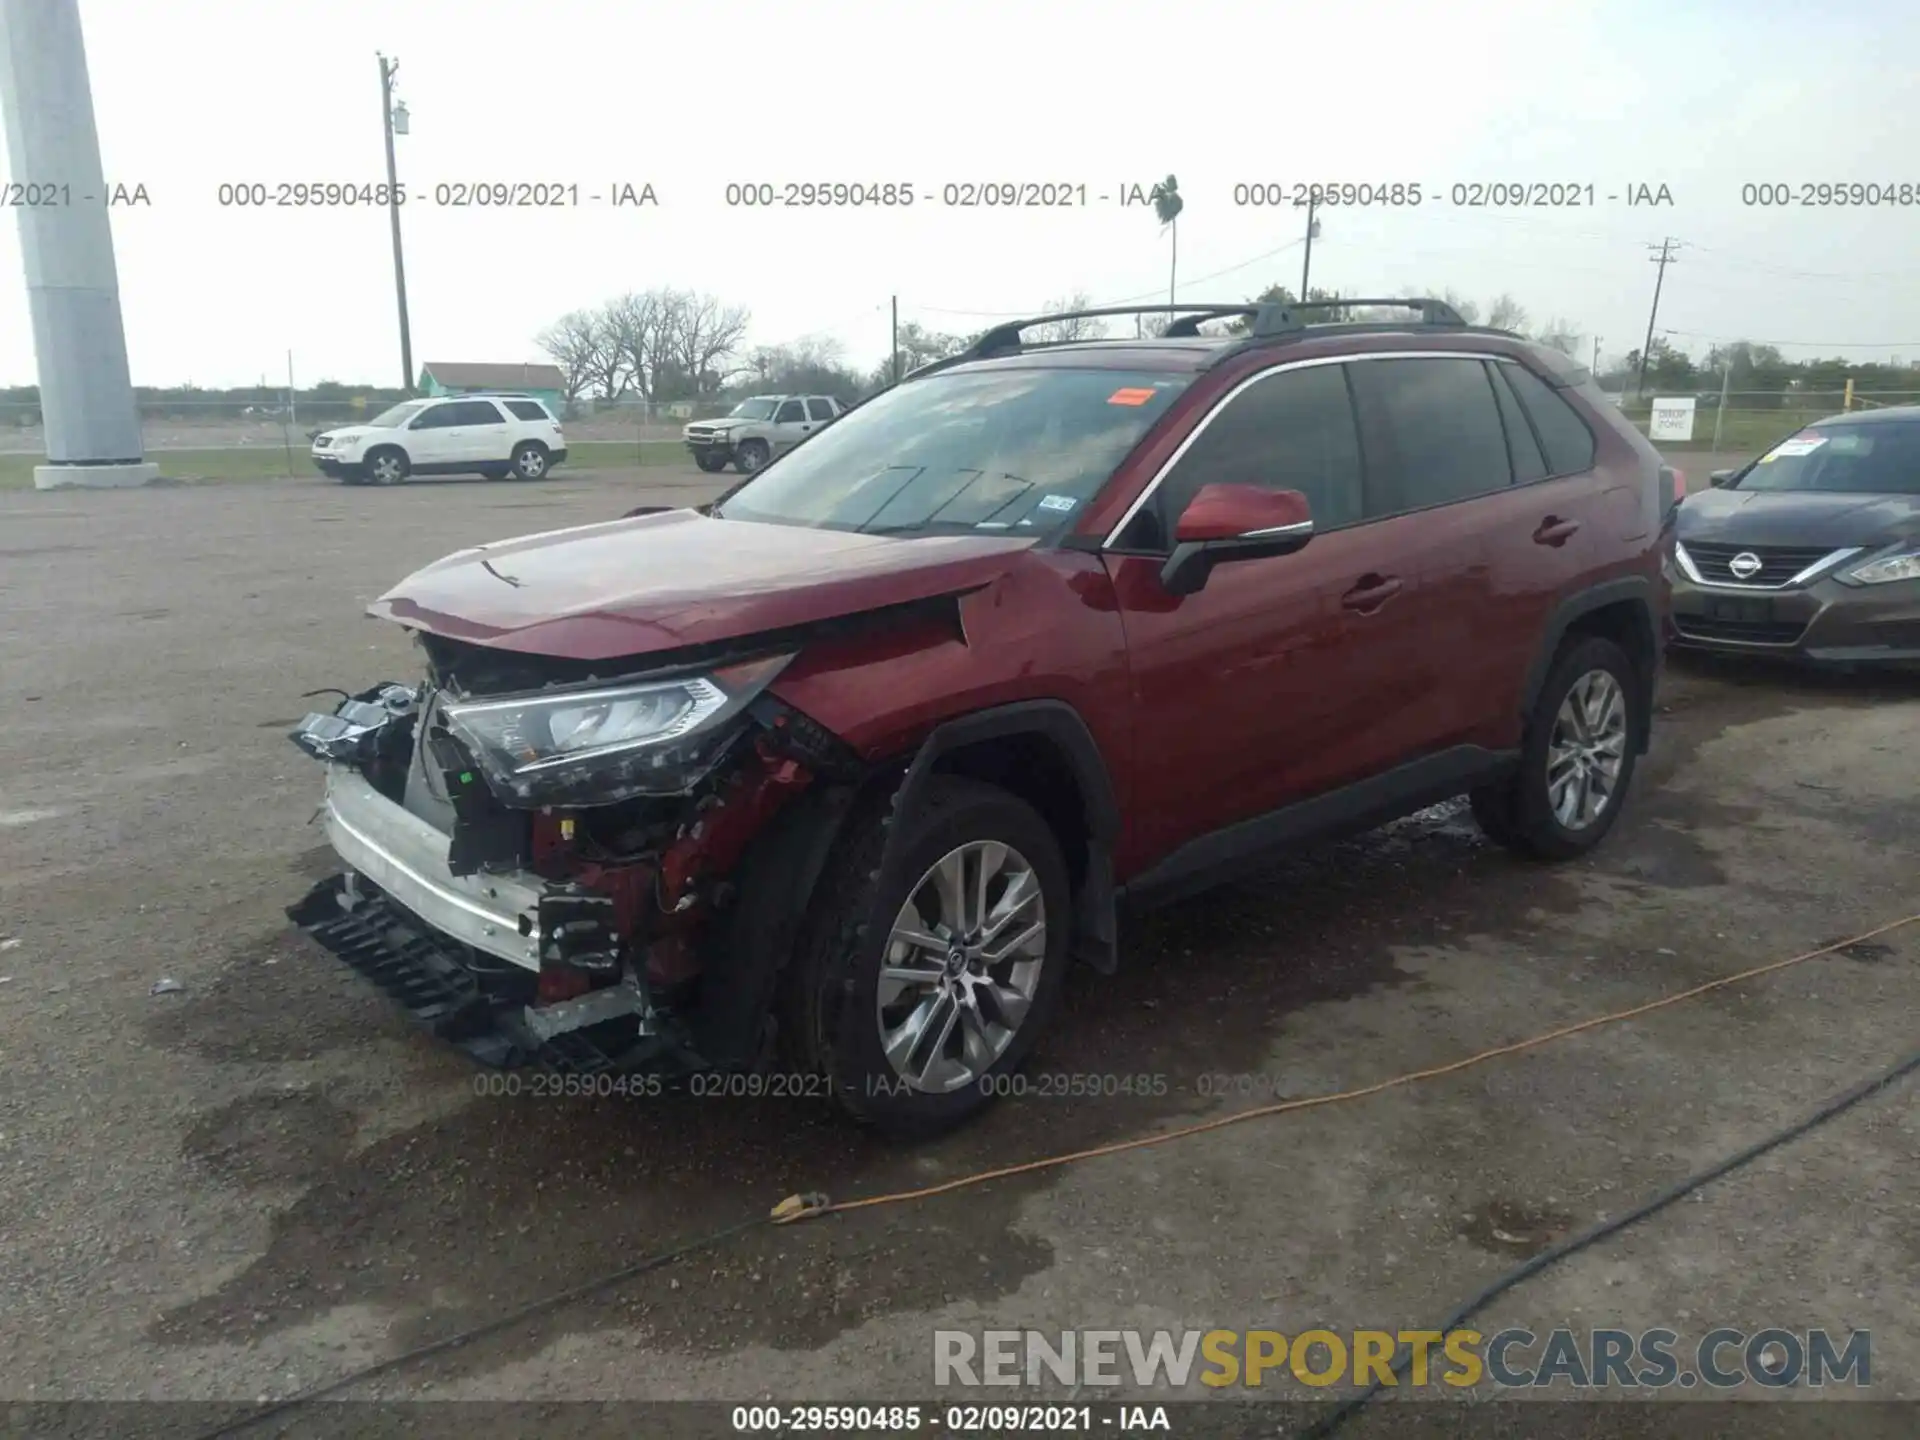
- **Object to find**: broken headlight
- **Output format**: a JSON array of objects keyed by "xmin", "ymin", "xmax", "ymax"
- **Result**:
[{"xmin": 440, "ymin": 654, "xmax": 792, "ymax": 807}]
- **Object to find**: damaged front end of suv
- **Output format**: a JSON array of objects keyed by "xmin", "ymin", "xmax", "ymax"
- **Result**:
[{"xmin": 287, "ymin": 629, "xmax": 868, "ymax": 1078}]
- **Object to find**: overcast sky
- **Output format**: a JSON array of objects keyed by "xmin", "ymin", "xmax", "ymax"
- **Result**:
[{"xmin": 2, "ymin": 0, "xmax": 1917, "ymax": 389}]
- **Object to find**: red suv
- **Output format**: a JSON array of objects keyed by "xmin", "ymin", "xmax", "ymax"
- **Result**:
[{"xmin": 288, "ymin": 299, "xmax": 1673, "ymax": 1135}]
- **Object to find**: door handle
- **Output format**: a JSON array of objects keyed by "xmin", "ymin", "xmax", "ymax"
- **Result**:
[
  {"xmin": 1534, "ymin": 516, "xmax": 1581, "ymax": 546},
  {"xmin": 1341, "ymin": 575, "xmax": 1403, "ymax": 612}
]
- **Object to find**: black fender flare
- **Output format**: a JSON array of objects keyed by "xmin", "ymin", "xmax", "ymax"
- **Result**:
[
  {"xmin": 1520, "ymin": 576, "xmax": 1659, "ymax": 753},
  {"xmin": 884, "ymin": 699, "xmax": 1122, "ymax": 975},
  {"xmin": 686, "ymin": 781, "xmax": 861, "ymax": 1069}
]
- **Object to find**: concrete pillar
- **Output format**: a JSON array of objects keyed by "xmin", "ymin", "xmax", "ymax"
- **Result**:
[{"xmin": 0, "ymin": 0, "xmax": 157, "ymax": 488}]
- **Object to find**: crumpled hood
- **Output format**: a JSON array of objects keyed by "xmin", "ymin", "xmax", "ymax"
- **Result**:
[
  {"xmin": 1677, "ymin": 488, "xmax": 1920, "ymax": 549},
  {"xmin": 370, "ymin": 507, "xmax": 1035, "ymax": 661}
]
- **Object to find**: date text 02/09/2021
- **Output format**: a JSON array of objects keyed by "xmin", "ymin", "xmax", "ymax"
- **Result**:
[
  {"xmin": 729, "ymin": 1404, "xmax": 1170, "ymax": 1433},
  {"xmin": 1228, "ymin": 181, "xmax": 1676, "ymax": 207},
  {"xmin": 212, "ymin": 181, "xmax": 657, "ymax": 208}
]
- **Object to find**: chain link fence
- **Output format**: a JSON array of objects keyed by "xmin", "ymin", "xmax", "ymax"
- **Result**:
[
  {"xmin": 4, "ymin": 387, "xmax": 1918, "ymax": 473},
  {"xmin": 1607, "ymin": 390, "xmax": 1920, "ymax": 449},
  {"xmin": 0, "ymin": 394, "xmax": 744, "ymax": 461}
]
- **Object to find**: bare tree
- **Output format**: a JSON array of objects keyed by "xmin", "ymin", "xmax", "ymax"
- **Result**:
[
  {"xmin": 599, "ymin": 290, "xmax": 679, "ymax": 401},
  {"xmin": 1485, "ymin": 294, "xmax": 1530, "ymax": 333},
  {"xmin": 671, "ymin": 291, "xmax": 752, "ymax": 396},
  {"xmin": 583, "ymin": 301, "xmax": 635, "ymax": 398},
  {"xmin": 535, "ymin": 310, "xmax": 602, "ymax": 402},
  {"xmin": 1026, "ymin": 292, "xmax": 1108, "ymax": 344},
  {"xmin": 1532, "ymin": 317, "xmax": 1583, "ymax": 357}
]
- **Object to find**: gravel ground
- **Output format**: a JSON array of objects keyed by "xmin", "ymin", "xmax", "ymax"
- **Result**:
[{"xmin": 1, "ymin": 467, "xmax": 1917, "ymax": 1425}]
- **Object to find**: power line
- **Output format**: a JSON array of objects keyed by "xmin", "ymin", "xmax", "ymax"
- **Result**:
[
  {"xmin": 1683, "ymin": 243, "xmax": 1906, "ymax": 283},
  {"xmin": 1661, "ymin": 327, "xmax": 1920, "ymax": 350}
]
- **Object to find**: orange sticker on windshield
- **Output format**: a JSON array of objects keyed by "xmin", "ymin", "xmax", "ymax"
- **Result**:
[{"xmin": 1107, "ymin": 387, "xmax": 1156, "ymax": 406}]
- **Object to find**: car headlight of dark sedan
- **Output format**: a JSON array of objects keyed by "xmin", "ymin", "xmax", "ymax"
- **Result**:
[
  {"xmin": 1840, "ymin": 545, "xmax": 1920, "ymax": 586},
  {"xmin": 440, "ymin": 654, "xmax": 792, "ymax": 806}
]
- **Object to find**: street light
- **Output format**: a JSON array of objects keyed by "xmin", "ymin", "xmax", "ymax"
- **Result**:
[{"xmin": 378, "ymin": 54, "xmax": 414, "ymax": 392}]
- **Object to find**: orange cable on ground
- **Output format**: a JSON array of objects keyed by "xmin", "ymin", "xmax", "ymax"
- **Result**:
[{"xmin": 773, "ymin": 910, "xmax": 1920, "ymax": 1224}]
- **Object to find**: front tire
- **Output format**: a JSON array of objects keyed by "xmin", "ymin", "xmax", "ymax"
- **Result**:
[
  {"xmin": 783, "ymin": 777, "xmax": 1072, "ymax": 1138},
  {"xmin": 733, "ymin": 439, "xmax": 770, "ymax": 474},
  {"xmin": 1471, "ymin": 636, "xmax": 1641, "ymax": 860},
  {"xmin": 363, "ymin": 447, "xmax": 409, "ymax": 486},
  {"xmin": 510, "ymin": 442, "xmax": 550, "ymax": 480}
]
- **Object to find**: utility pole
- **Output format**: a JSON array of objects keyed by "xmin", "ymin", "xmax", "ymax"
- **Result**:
[
  {"xmin": 1712, "ymin": 353, "xmax": 1731, "ymax": 451},
  {"xmin": 378, "ymin": 54, "xmax": 414, "ymax": 394},
  {"xmin": 1635, "ymin": 237, "xmax": 1681, "ymax": 402},
  {"xmin": 890, "ymin": 295, "xmax": 899, "ymax": 384},
  {"xmin": 1299, "ymin": 190, "xmax": 1319, "ymax": 301}
]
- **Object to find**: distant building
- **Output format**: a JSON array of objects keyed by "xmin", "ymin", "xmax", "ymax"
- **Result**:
[{"xmin": 419, "ymin": 361, "xmax": 567, "ymax": 418}]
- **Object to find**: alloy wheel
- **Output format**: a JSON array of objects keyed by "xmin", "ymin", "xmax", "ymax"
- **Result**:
[
  {"xmin": 876, "ymin": 840, "xmax": 1048, "ymax": 1093},
  {"xmin": 370, "ymin": 453, "xmax": 404, "ymax": 485},
  {"xmin": 1546, "ymin": 669, "xmax": 1629, "ymax": 830},
  {"xmin": 516, "ymin": 448, "xmax": 547, "ymax": 479}
]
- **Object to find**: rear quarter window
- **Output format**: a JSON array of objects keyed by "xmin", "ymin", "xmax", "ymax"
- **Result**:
[
  {"xmin": 505, "ymin": 399, "xmax": 551, "ymax": 421},
  {"xmin": 1502, "ymin": 363, "xmax": 1597, "ymax": 476}
]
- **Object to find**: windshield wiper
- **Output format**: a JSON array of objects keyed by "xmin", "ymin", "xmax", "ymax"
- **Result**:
[{"xmin": 855, "ymin": 473, "xmax": 1032, "ymax": 535}]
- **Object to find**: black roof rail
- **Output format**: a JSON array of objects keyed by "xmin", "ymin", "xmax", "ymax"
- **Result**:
[
  {"xmin": 902, "ymin": 303, "xmax": 1261, "ymax": 381},
  {"xmin": 900, "ymin": 297, "xmax": 1477, "ymax": 381},
  {"xmin": 1249, "ymin": 296, "xmax": 1468, "ymax": 335}
]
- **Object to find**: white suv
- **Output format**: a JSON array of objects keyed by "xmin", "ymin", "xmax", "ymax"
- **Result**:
[{"xmin": 311, "ymin": 394, "xmax": 567, "ymax": 485}]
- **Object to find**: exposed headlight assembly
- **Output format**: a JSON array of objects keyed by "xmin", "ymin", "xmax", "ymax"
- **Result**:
[
  {"xmin": 440, "ymin": 653, "xmax": 792, "ymax": 806},
  {"xmin": 1843, "ymin": 546, "xmax": 1920, "ymax": 585}
]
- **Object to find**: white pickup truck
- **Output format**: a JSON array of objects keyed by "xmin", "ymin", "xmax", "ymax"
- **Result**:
[{"xmin": 682, "ymin": 395, "xmax": 846, "ymax": 474}]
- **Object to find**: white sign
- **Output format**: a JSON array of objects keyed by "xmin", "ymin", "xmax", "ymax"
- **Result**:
[{"xmin": 1648, "ymin": 396, "xmax": 1697, "ymax": 442}]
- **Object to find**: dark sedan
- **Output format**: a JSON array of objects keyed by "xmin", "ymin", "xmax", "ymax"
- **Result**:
[{"xmin": 1668, "ymin": 407, "xmax": 1920, "ymax": 666}]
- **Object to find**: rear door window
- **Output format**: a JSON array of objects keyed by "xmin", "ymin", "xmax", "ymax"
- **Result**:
[
  {"xmin": 806, "ymin": 398, "xmax": 838, "ymax": 422},
  {"xmin": 1487, "ymin": 363, "xmax": 1548, "ymax": 484},
  {"xmin": 1349, "ymin": 357, "xmax": 1513, "ymax": 518}
]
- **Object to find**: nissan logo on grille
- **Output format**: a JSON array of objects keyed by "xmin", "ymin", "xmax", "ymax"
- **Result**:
[{"xmin": 1728, "ymin": 552, "xmax": 1764, "ymax": 580}]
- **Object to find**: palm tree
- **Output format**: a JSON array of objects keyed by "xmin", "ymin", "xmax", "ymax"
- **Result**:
[{"xmin": 1149, "ymin": 175, "xmax": 1183, "ymax": 308}]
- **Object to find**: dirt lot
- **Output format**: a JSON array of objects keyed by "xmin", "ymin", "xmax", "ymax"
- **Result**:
[{"xmin": 1, "ymin": 468, "xmax": 1917, "ymax": 1423}]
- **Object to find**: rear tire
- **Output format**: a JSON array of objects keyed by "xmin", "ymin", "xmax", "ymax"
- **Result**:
[
  {"xmin": 781, "ymin": 777, "xmax": 1072, "ymax": 1138},
  {"xmin": 1472, "ymin": 636, "xmax": 1641, "ymax": 860},
  {"xmin": 363, "ymin": 447, "xmax": 409, "ymax": 486},
  {"xmin": 510, "ymin": 442, "xmax": 550, "ymax": 480}
]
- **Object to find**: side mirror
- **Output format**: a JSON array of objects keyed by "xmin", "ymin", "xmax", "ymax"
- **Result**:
[
  {"xmin": 1159, "ymin": 484, "xmax": 1314, "ymax": 597},
  {"xmin": 1708, "ymin": 469, "xmax": 1733, "ymax": 488}
]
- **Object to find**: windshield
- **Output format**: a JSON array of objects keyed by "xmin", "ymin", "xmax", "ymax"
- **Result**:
[
  {"xmin": 1734, "ymin": 420, "xmax": 1920, "ymax": 495},
  {"xmin": 728, "ymin": 398, "xmax": 779, "ymax": 420},
  {"xmin": 368, "ymin": 400, "xmax": 428, "ymax": 428},
  {"xmin": 713, "ymin": 368, "xmax": 1192, "ymax": 536}
]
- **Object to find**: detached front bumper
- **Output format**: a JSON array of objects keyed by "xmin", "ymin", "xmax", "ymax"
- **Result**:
[
  {"xmin": 1668, "ymin": 573, "xmax": 1920, "ymax": 665},
  {"xmin": 288, "ymin": 767, "xmax": 686, "ymax": 1073}
]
